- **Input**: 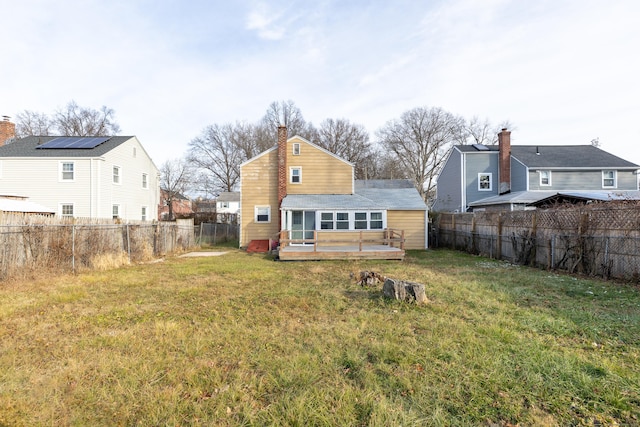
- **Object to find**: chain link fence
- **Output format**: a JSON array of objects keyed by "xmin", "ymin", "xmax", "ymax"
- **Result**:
[
  {"xmin": 194, "ymin": 222, "xmax": 239, "ymax": 246},
  {"xmin": 434, "ymin": 204, "xmax": 640, "ymax": 281}
]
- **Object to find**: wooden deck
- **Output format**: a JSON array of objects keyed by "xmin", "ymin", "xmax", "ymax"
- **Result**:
[
  {"xmin": 274, "ymin": 229, "xmax": 405, "ymax": 261},
  {"xmin": 278, "ymin": 244, "xmax": 404, "ymax": 261}
]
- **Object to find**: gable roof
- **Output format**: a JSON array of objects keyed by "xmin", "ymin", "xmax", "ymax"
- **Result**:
[
  {"xmin": 0, "ymin": 136, "xmax": 133, "ymax": 158},
  {"xmin": 239, "ymin": 135, "xmax": 355, "ymax": 168},
  {"xmin": 511, "ymin": 145, "xmax": 639, "ymax": 169},
  {"xmin": 282, "ymin": 179, "xmax": 427, "ymax": 211}
]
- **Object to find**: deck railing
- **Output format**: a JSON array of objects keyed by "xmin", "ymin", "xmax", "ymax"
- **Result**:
[{"xmin": 275, "ymin": 228, "xmax": 405, "ymax": 252}]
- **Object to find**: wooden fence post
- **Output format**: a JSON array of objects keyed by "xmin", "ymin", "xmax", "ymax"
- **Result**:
[{"xmin": 451, "ymin": 214, "xmax": 456, "ymax": 250}]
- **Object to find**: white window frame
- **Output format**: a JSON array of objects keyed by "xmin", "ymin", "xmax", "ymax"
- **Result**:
[
  {"xmin": 354, "ymin": 211, "xmax": 385, "ymax": 230},
  {"xmin": 141, "ymin": 206, "xmax": 148, "ymax": 221},
  {"xmin": 60, "ymin": 161, "xmax": 75, "ymax": 182},
  {"xmin": 320, "ymin": 212, "xmax": 334, "ymax": 230},
  {"xmin": 290, "ymin": 167, "xmax": 302, "ymax": 184},
  {"xmin": 293, "ymin": 143, "xmax": 300, "ymax": 155},
  {"xmin": 602, "ymin": 170, "xmax": 617, "ymax": 188},
  {"xmin": 142, "ymin": 173, "xmax": 148, "ymax": 189},
  {"xmin": 255, "ymin": 205, "xmax": 271, "ymax": 223},
  {"xmin": 478, "ymin": 173, "xmax": 492, "ymax": 191},
  {"xmin": 112, "ymin": 204, "xmax": 120, "ymax": 219},
  {"xmin": 60, "ymin": 203, "xmax": 74, "ymax": 217},
  {"xmin": 113, "ymin": 165, "xmax": 121, "ymax": 184},
  {"xmin": 539, "ymin": 170, "xmax": 552, "ymax": 186}
]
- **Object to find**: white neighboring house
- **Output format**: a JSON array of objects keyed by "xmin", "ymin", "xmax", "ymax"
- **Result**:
[
  {"xmin": 0, "ymin": 136, "xmax": 159, "ymax": 221},
  {"xmin": 216, "ymin": 192, "xmax": 240, "ymax": 223}
]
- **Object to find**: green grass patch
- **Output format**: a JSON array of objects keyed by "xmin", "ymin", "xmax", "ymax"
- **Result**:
[{"xmin": 0, "ymin": 248, "xmax": 639, "ymax": 426}]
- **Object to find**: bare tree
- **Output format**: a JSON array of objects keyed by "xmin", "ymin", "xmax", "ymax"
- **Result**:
[
  {"xmin": 15, "ymin": 110, "xmax": 52, "ymax": 137},
  {"xmin": 260, "ymin": 100, "xmax": 318, "ymax": 143},
  {"xmin": 188, "ymin": 123, "xmax": 243, "ymax": 193},
  {"xmin": 377, "ymin": 106, "xmax": 464, "ymax": 203},
  {"xmin": 231, "ymin": 121, "xmax": 274, "ymax": 161},
  {"xmin": 159, "ymin": 158, "xmax": 193, "ymax": 221},
  {"xmin": 316, "ymin": 118, "xmax": 373, "ymax": 179},
  {"xmin": 15, "ymin": 101, "xmax": 121, "ymax": 137},
  {"xmin": 53, "ymin": 101, "xmax": 121, "ymax": 136},
  {"xmin": 456, "ymin": 116, "xmax": 517, "ymax": 146}
]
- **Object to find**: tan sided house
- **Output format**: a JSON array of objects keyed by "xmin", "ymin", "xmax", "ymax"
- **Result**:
[{"xmin": 240, "ymin": 126, "xmax": 428, "ymax": 260}]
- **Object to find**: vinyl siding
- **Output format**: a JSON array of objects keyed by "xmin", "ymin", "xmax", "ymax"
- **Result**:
[
  {"xmin": 528, "ymin": 169, "xmax": 639, "ymax": 191},
  {"xmin": 285, "ymin": 137, "xmax": 353, "ymax": 195},
  {"xmin": 387, "ymin": 210, "xmax": 426, "ymax": 249},
  {"xmin": 99, "ymin": 138, "xmax": 159, "ymax": 220},
  {"xmin": 433, "ymin": 149, "xmax": 462, "ymax": 212},
  {"xmin": 464, "ymin": 152, "xmax": 499, "ymax": 208},
  {"xmin": 511, "ymin": 159, "xmax": 528, "ymax": 191},
  {"xmin": 240, "ymin": 149, "xmax": 279, "ymax": 247}
]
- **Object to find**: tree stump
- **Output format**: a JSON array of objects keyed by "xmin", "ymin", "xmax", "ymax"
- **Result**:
[{"xmin": 383, "ymin": 278, "xmax": 429, "ymax": 305}]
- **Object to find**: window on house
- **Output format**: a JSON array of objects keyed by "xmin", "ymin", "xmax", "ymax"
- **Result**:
[
  {"xmin": 142, "ymin": 173, "xmax": 148, "ymax": 189},
  {"xmin": 220, "ymin": 202, "xmax": 229, "ymax": 209},
  {"xmin": 133, "ymin": 147, "xmax": 137, "ymax": 157},
  {"xmin": 255, "ymin": 206, "xmax": 271, "ymax": 223},
  {"xmin": 354, "ymin": 212, "xmax": 384, "ymax": 230},
  {"xmin": 355, "ymin": 212, "xmax": 368, "ymax": 229},
  {"xmin": 602, "ymin": 170, "xmax": 617, "ymax": 188},
  {"xmin": 478, "ymin": 173, "xmax": 492, "ymax": 191},
  {"xmin": 61, "ymin": 203, "xmax": 74, "ymax": 217},
  {"xmin": 293, "ymin": 143, "xmax": 300, "ymax": 155},
  {"xmin": 113, "ymin": 166, "xmax": 121, "ymax": 184},
  {"xmin": 321, "ymin": 212, "xmax": 334, "ymax": 229},
  {"xmin": 336, "ymin": 212, "xmax": 349, "ymax": 229},
  {"xmin": 540, "ymin": 170, "xmax": 551, "ymax": 186},
  {"xmin": 290, "ymin": 167, "xmax": 301, "ymax": 183},
  {"xmin": 370, "ymin": 212, "xmax": 383, "ymax": 229},
  {"xmin": 112, "ymin": 205, "xmax": 120, "ymax": 219},
  {"xmin": 141, "ymin": 206, "xmax": 147, "ymax": 221},
  {"xmin": 61, "ymin": 162, "xmax": 74, "ymax": 181}
]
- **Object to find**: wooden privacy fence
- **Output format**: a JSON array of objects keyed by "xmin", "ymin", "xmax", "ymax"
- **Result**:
[
  {"xmin": 434, "ymin": 204, "xmax": 640, "ymax": 281},
  {"xmin": 0, "ymin": 214, "xmax": 195, "ymax": 280}
]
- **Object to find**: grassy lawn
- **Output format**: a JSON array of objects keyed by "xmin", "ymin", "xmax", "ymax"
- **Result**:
[{"xmin": 1, "ymin": 249, "xmax": 639, "ymax": 426}]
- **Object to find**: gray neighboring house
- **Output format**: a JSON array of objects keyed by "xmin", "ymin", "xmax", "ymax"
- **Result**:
[{"xmin": 433, "ymin": 129, "xmax": 640, "ymax": 212}]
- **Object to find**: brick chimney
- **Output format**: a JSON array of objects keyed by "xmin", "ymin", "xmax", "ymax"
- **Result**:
[
  {"xmin": 498, "ymin": 128, "xmax": 511, "ymax": 194},
  {"xmin": 277, "ymin": 125, "xmax": 288, "ymax": 226},
  {"xmin": 0, "ymin": 116, "xmax": 16, "ymax": 147}
]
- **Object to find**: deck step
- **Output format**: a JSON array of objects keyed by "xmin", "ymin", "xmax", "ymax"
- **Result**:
[{"xmin": 246, "ymin": 239, "xmax": 270, "ymax": 253}]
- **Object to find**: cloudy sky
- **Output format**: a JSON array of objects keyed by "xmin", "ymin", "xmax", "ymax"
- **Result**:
[{"xmin": 2, "ymin": 0, "xmax": 639, "ymax": 166}]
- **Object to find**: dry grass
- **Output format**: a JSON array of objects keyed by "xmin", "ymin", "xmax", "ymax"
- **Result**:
[{"xmin": 0, "ymin": 248, "xmax": 639, "ymax": 426}]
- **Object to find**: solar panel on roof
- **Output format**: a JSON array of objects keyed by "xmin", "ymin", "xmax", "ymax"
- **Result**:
[
  {"xmin": 472, "ymin": 143, "xmax": 490, "ymax": 151},
  {"xmin": 36, "ymin": 136, "xmax": 110, "ymax": 149}
]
